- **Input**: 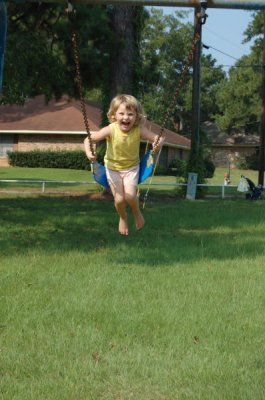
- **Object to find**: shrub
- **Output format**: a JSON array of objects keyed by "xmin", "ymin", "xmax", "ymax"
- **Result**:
[
  {"xmin": 168, "ymin": 159, "xmax": 187, "ymax": 177},
  {"xmin": 204, "ymin": 158, "xmax": 215, "ymax": 178},
  {"xmin": 155, "ymin": 156, "xmax": 215, "ymax": 180},
  {"xmin": 154, "ymin": 165, "xmax": 168, "ymax": 176},
  {"xmin": 236, "ymin": 153, "xmax": 259, "ymax": 170},
  {"xmin": 8, "ymin": 150, "xmax": 91, "ymax": 170},
  {"xmin": 96, "ymin": 144, "xmax": 106, "ymax": 164}
]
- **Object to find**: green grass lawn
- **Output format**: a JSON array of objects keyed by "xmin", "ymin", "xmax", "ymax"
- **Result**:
[
  {"xmin": 0, "ymin": 165, "xmax": 260, "ymax": 184},
  {"xmin": 1, "ymin": 192, "xmax": 265, "ymax": 399},
  {"xmin": 0, "ymin": 166, "xmax": 261, "ymax": 198},
  {"xmin": 0, "ymin": 167, "xmax": 99, "ymax": 194}
]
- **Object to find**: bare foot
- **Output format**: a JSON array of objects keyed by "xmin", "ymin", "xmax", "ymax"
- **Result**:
[
  {"xmin": 135, "ymin": 213, "xmax": 145, "ymax": 231},
  {"xmin": 119, "ymin": 217, "xmax": 129, "ymax": 236}
]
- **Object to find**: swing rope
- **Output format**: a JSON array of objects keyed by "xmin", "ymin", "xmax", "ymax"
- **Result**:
[
  {"xmin": 158, "ymin": 31, "xmax": 200, "ymax": 142},
  {"xmin": 67, "ymin": 4, "xmax": 95, "ymax": 159},
  {"xmin": 141, "ymin": 29, "xmax": 201, "ymax": 208}
]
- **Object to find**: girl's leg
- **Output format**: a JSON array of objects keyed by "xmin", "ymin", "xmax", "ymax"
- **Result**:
[
  {"xmin": 106, "ymin": 168, "xmax": 129, "ymax": 235},
  {"xmin": 124, "ymin": 184, "xmax": 145, "ymax": 230},
  {"xmin": 114, "ymin": 191, "xmax": 129, "ymax": 235}
]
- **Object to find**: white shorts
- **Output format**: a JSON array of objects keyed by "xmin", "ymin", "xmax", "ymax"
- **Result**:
[{"xmin": 106, "ymin": 165, "xmax": 139, "ymax": 193}]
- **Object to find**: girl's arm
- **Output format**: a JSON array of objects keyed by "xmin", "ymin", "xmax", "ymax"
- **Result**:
[
  {"xmin": 140, "ymin": 126, "xmax": 165, "ymax": 153},
  {"xmin": 84, "ymin": 126, "xmax": 111, "ymax": 161}
]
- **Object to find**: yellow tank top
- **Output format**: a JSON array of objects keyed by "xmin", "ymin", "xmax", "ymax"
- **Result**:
[{"xmin": 104, "ymin": 122, "xmax": 140, "ymax": 171}]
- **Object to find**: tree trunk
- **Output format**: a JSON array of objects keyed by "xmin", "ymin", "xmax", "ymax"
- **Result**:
[{"xmin": 109, "ymin": 5, "xmax": 138, "ymax": 98}]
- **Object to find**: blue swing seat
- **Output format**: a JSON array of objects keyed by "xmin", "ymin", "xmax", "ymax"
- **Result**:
[
  {"xmin": 92, "ymin": 161, "xmax": 110, "ymax": 188},
  {"xmin": 138, "ymin": 150, "xmax": 154, "ymax": 184},
  {"xmin": 92, "ymin": 150, "xmax": 154, "ymax": 188}
]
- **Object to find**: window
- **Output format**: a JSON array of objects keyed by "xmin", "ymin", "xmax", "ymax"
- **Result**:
[{"xmin": 0, "ymin": 134, "xmax": 14, "ymax": 157}]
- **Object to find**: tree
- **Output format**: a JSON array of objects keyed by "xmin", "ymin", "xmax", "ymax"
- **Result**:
[
  {"xmin": 140, "ymin": 8, "xmax": 192, "ymax": 128},
  {"xmin": 214, "ymin": 55, "xmax": 261, "ymax": 134},
  {"xmin": 182, "ymin": 54, "xmax": 225, "ymax": 133},
  {"xmin": 107, "ymin": 6, "xmax": 144, "ymax": 98},
  {"xmin": 2, "ymin": 1, "xmax": 146, "ymax": 132},
  {"xmin": 100, "ymin": 5, "xmax": 146, "ymax": 125},
  {"xmin": 213, "ymin": 11, "xmax": 264, "ymax": 135},
  {"xmin": 140, "ymin": 8, "xmax": 225, "ymax": 135},
  {"xmin": 1, "ymin": 3, "xmax": 112, "ymax": 104}
]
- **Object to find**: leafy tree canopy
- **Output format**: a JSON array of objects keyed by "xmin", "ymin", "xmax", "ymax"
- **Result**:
[
  {"xmin": 140, "ymin": 7, "xmax": 225, "ymax": 136},
  {"xmin": 1, "ymin": 3, "xmax": 111, "ymax": 104},
  {"xmin": 213, "ymin": 10, "xmax": 264, "ymax": 135}
]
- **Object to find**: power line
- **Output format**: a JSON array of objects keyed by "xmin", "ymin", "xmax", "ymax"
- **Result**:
[
  {"xmin": 203, "ymin": 43, "xmax": 238, "ymax": 61},
  {"xmin": 203, "ymin": 25, "xmax": 244, "ymax": 52},
  {"xmin": 202, "ymin": 43, "xmax": 264, "ymax": 68}
]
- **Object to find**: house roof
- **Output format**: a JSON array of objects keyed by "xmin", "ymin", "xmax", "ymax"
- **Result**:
[
  {"xmin": 0, "ymin": 95, "xmax": 101, "ymax": 132},
  {"xmin": 203, "ymin": 121, "xmax": 260, "ymax": 147},
  {"xmin": 0, "ymin": 95, "xmax": 190, "ymax": 150}
]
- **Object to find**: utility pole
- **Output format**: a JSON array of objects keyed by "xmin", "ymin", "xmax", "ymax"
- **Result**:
[
  {"xmin": 258, "ymin": 10, "xmax": 265, "ymax": 186},
  {"xmin": 190, "ymin": 2, "xmax": 207, "ymax": 158},
  {"xmin": 0, "ymin": 0, "xmax": 7, "ymax": 94}
]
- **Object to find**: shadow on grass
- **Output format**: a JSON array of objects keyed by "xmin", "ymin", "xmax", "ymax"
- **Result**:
[{"xmin": 1, "ymin": 195, "xmax": 265, "ymax": 265}]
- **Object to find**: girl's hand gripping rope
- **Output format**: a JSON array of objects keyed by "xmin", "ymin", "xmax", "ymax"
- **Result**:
[
  {"xmin": 86, "ymin": 147, "xmax": 97, "ymax": 161},
  {"xmin": 152, "ymin": 135, "xmax": 165, "ymax": 153},
  {"xmin": 84, "ymin": 136, "xmax": 97, "ymax": 161}
]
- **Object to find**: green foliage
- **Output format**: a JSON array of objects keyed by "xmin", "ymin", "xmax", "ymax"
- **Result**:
[
  {"xmin": 3, "ymin": 34, "xmax": 67, "ymax": 104},
  {"xmin": 7, "ymin": 150, "xmax": 90, "ymax": 170},
  {"xmin": 1, "ymin": 3, "xmax": 112, "ymax": 104},
  {"xmin": 236, "ymin": 152, "xmax": 259, "ymax": 170},
  {"xmin": 243, "ymin": 10, "xmax": 264, "ymax": 44},
  {"xmin": 168, "ymin": 158, "xmax": 187, "ymax": 176},
  {"xmin": 204, "ymin": 158, "xmax": 215, "ymax": 178},
  {"xmin": 214, "ymin": 55, "xmax": 262, "ymax": 134},
  {"xmin": 140, "ymin": 8, "xmax": 193, "ymax": 128},
  {"xmin": 186, "ymin": 145, "xmax": 207, "ymax": 198},
  {"xmin": 182, "ymin": 57, "xmax": 226, "ymax": 134},
  {"xmin": 185, "ymin": 125, "xmax": 214, "ymax": 192},
  {"xmin": 186, "ymin": 153, "xmax": 206, "ymax": 181},
  {"xmin": 154, "ymin": 165, "xmax": 167, "ymax": 175},
  {"xmin": 140, "ymin": 8, "xmax": 225, "ymax": 134},
  {"xmin": 96, "ymin": 143, "xmax": 106, "ymax": 164},
  {"xmin": 167, "ymin": 153, "xmax": 214, "ymax": 179},
  {"xmin": 213, "ymin": 11, "xmax": 264, "ymax": 135}
]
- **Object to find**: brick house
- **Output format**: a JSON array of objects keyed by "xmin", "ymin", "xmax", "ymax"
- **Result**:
[
  {"xmin": 0, "ymin": 95, "xmax": 190, "ymax": 167},
  {"xmin": 203, "ymin": 121, "xmax": 260, "ymax": 168}
]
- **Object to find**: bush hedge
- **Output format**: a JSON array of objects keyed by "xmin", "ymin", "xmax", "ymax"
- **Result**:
[
  {"xmin": 7, "ymin": 150, "xmax": 91, "ymax": 170},
  {"xmin": 167, "ymin": 157, "xmax": 215, "ymax": 179},
  {"xmin": 168, "ymin": 159, "xmax": 187, "ymax": 176},
  {"xmin": 7, "ymin": 151, "xmax": 216, "ymax": 179},
  {"xmin": 236, "ymin": 153, "xmax": 259, "ymax": 170}
]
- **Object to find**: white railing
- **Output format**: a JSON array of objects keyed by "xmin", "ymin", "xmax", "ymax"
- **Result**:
[
  {"xmin": 0, "ymin": 179, "xmax": 97, "ymax": 193},
  {"xmin": 0, "ymin": 179, "xmax": 239, "ymax": 198},
  {"xmin": 197, "ymin": 183, "xmax": 238, "ymax": 199}
]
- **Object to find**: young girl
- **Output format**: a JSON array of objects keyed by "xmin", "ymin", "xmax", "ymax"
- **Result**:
[{"xmin": 84, "ymin": 94, "xmax": 164, "ymax": 236}]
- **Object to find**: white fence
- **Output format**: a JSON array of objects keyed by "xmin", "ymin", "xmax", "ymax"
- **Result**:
[
  {"xmin": 0, "ymin": 179, "xmax": 239, "ymax": 199},
  {"xmin": 0, "ymin": 179, "xmax": 97, "ymax": 193}
]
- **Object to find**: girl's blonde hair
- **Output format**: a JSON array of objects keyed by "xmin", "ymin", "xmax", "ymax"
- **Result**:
[{"xmin": 107, "ymin": 94, "xmax": 146, "ymax": 126}]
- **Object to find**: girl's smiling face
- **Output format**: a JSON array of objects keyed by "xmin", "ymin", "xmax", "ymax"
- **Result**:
[{"xmin": 114, "ymin": 103, "xmax": 137, "ymax": 132}]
